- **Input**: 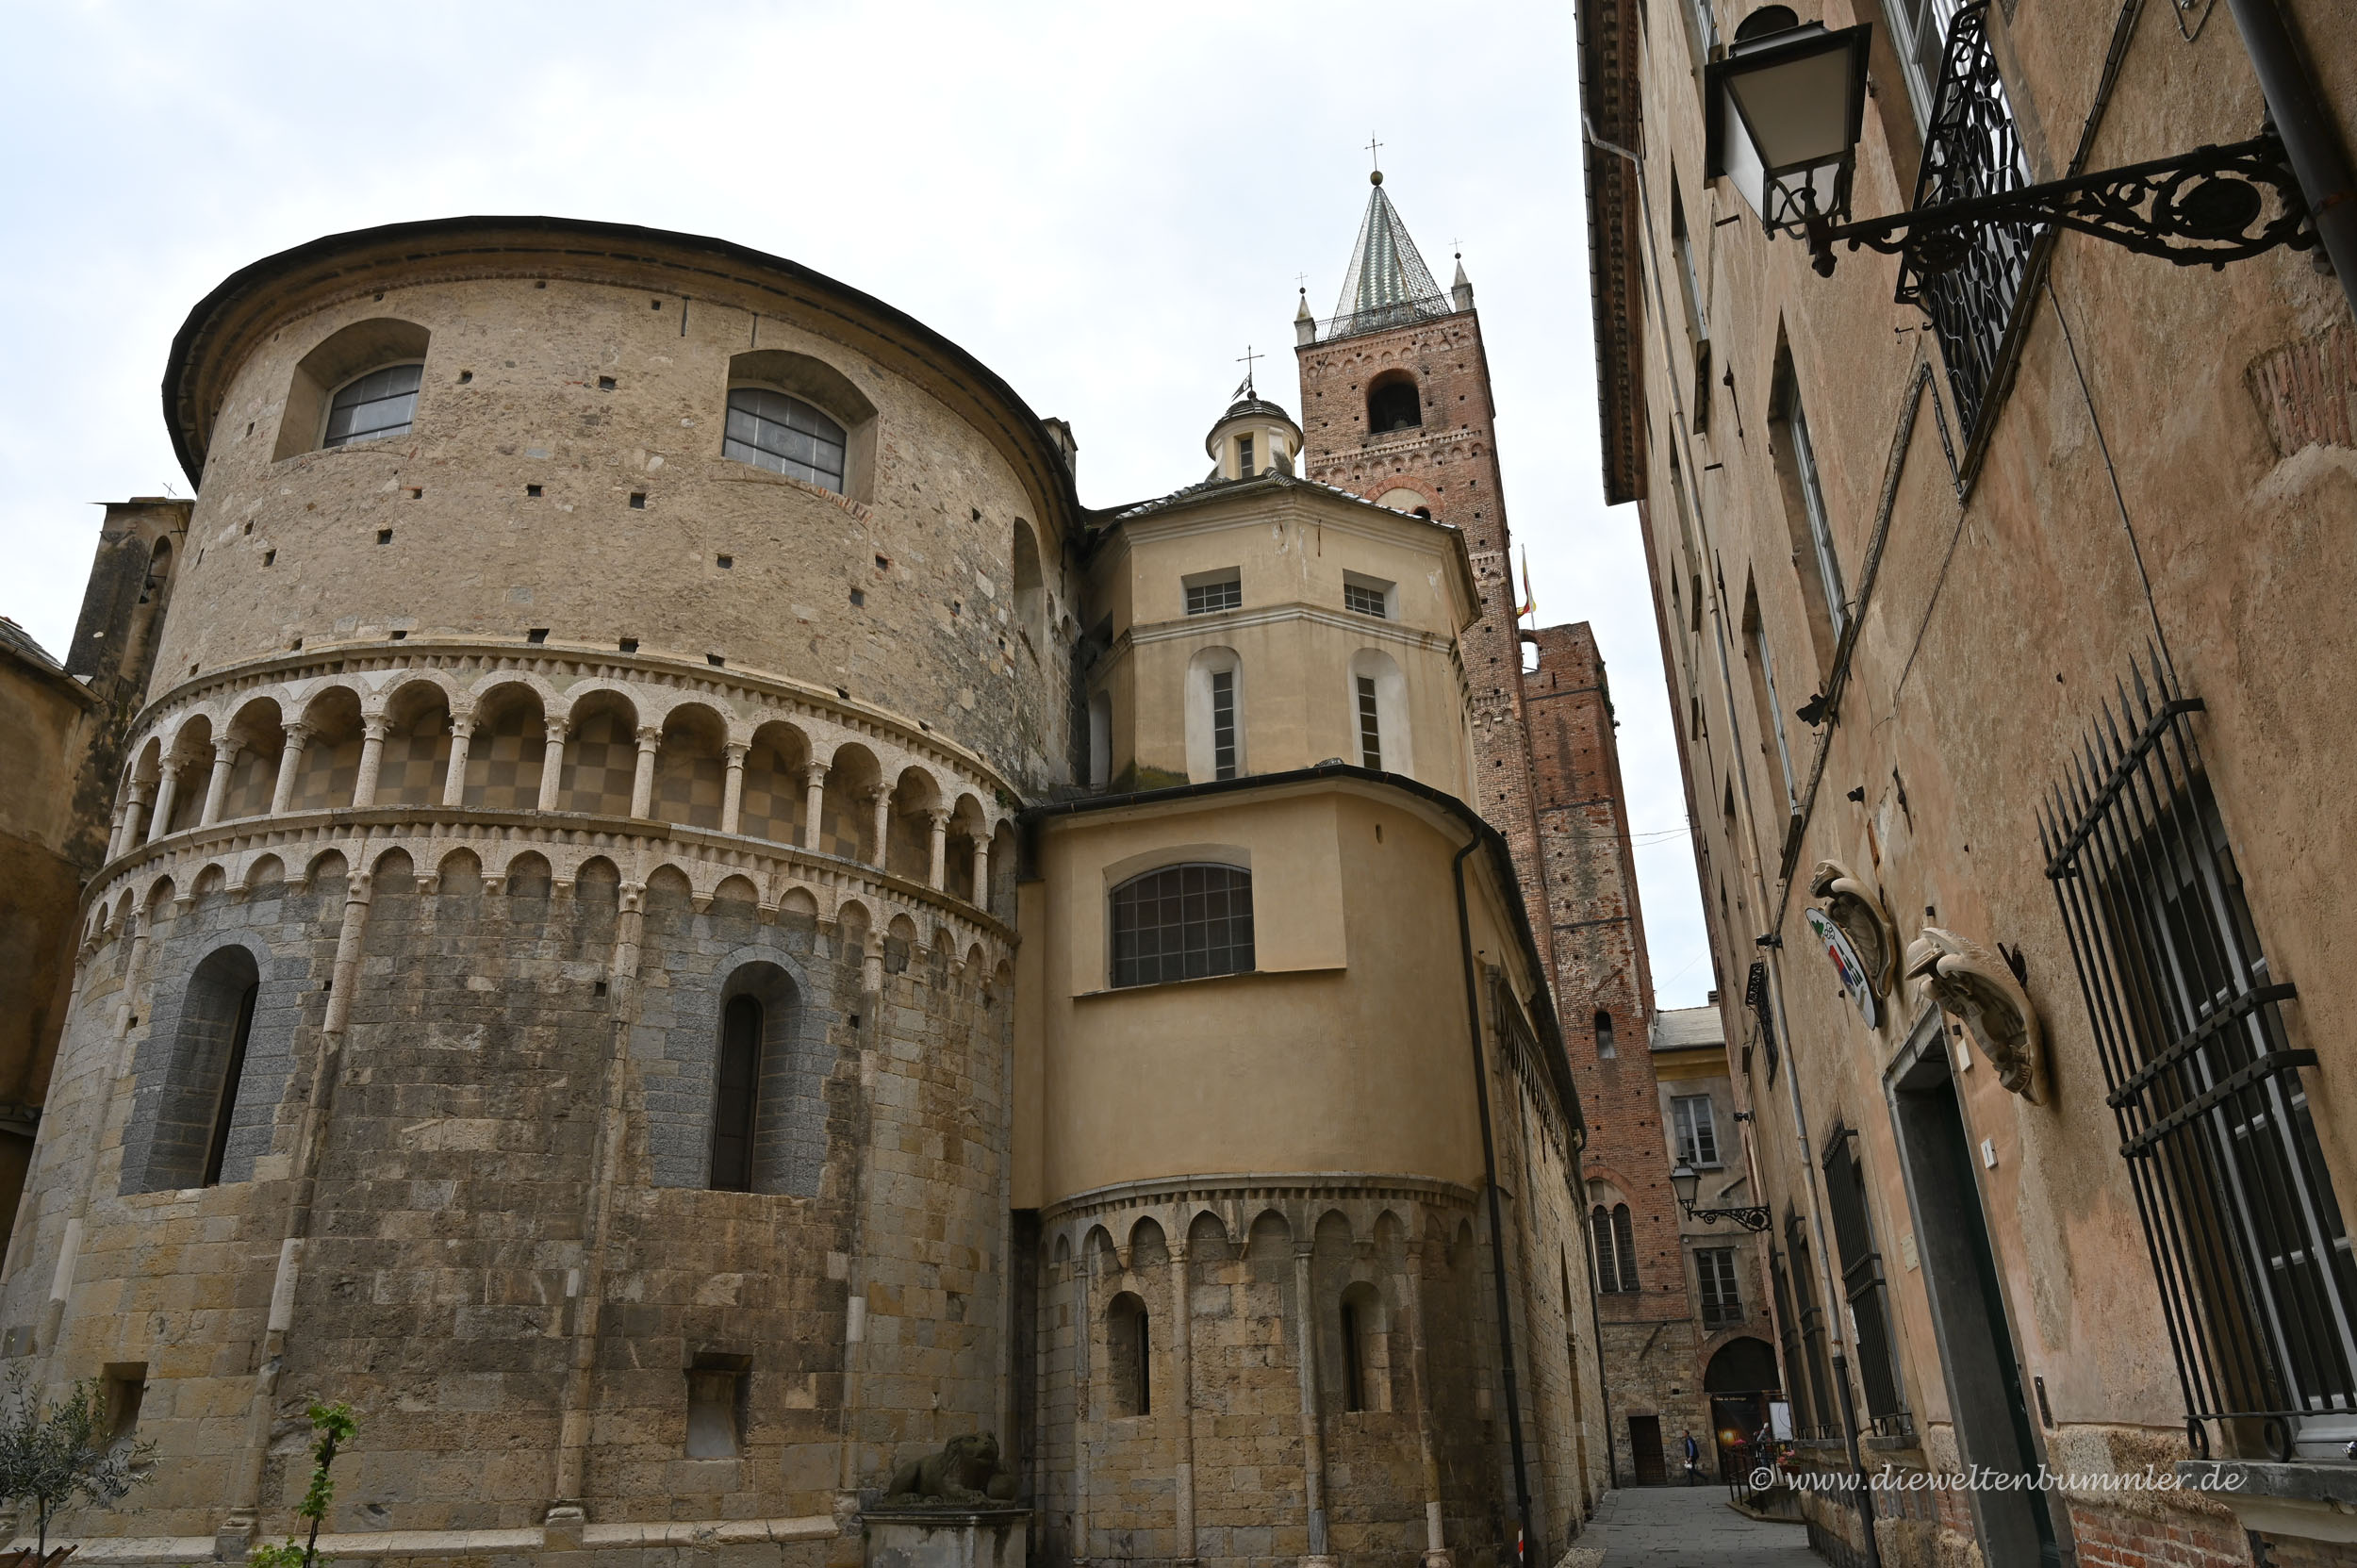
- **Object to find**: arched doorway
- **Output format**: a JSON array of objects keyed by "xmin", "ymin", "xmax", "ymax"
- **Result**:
[{"xmin": 1705, "ymin": 1336, "xmax": 1781, "ymax": 1478}]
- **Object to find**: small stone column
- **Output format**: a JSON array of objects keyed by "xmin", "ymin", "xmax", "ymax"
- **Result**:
[
  {"xmin": 105, "ymin": 802, "xmax": 128, "ymax": 862},
  {"xmin": 442, "ymin": 710, "xmax": 478, "ymax": 808},
  {"xmin": 1399, "ymin": 1235, "xmax": 1452, "ymax": 1568},
  {"xmin": 1293, "ymin": 1243, "xmax": 1334, "ymax": 1568},
  {"xmin": 538, "ymin": 721, "xmax": 570, "ymax": 812},
  {"xmin": 272, "ymin": 724, "xmax": 311, "ymax": 815},
  {"xmin": 630, "ymin": 726, "xmax": 661, "ymax": 819},
  {"xmin": 200, "ymin": 738, "xmax": 242, "ymax": 826},
  {"xmin": 352, "ymin": 718, "xmax": 389, "ymax": 808},
  {"xmin": 800, "ymin": 763, "xmax": 830, "ymax": 850},
  {"xmin": 721, "ymin": 743, "xmax": 749, "ymax": 835},
  {"xmin": 113, "ymin": 781, "xmax": 154, "ymax": 857},
  {"xmin": 971, "ymin": 836, "xmax": 991, "ymax": 914},
  {"xmin": 145, "ymin": 765, "xmax": 181, "ymax": 845},
  {"xmin": 925, "ymin": 809, "xmax": 950, "ymax": 890},
  {"xmin": 1170, "ymin": 1238, "xmax": 1198, "ymax": 1565},
  {"xmin": 866, "ymin": 785, "xmax": 893, "ymax": 869}
]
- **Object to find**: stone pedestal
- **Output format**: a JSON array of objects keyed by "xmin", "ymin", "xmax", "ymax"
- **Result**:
[{"xmin": 862, "ymin": 1507, "xmax": 1029, "ymax": 1568}]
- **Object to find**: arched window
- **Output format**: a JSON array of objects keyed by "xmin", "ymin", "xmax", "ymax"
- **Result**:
[
  {"xmin": 1367, "ymin": 372, "xmax": 1422, "ymax": 433},
  {"xmin": 323, "ymin": 363, "xmax": 423, "ymax": 448},
  {"xmin": 709, "ymin": 995, "xmax": 763, "ymax": 1192},
  {"xmin": 1592, "ymin": 1203, "xmax": 1639, "ymax": 1294},
  {"xmin": 1110, "ymin": 864, "xmax": 1254, "ymax": 987},
  {"xmin": 1108, "ymin": 1293, "xmax": 1150, "ymax": 1416},
  {"xmin": 129, "ymin": 945, "xmax": 262, "ymax": 1193},
  {"xmin": 724, "ymin": 387, "xmax": 848, "ymax": 492},
  {"xmin": 1595, "ymin": 1009, "xmax": 1617, "ymax": 1057}
]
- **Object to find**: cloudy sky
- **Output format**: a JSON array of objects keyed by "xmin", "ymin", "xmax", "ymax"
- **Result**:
[{"xmin": 0, "ymin": 1, "xmax": 1715, "ymax": 1009}]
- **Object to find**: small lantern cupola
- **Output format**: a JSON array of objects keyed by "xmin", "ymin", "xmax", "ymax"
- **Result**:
[{"xmin": 1204, "ymin": 378, "xmax": 1303, "ymax": 482}]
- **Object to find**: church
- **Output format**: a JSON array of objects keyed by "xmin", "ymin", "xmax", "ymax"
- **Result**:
[{"xmin": 0, "ymin": 173, "xmax": 1668, "ymax": 1566}]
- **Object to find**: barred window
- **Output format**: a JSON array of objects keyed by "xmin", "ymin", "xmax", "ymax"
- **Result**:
[
  {"xmin": 1211, "ymin": 669, "xmax": 1238, "ymax": 780},
  {"xmin": 1343, "ymin": 580, "xmax": 1390, "ymax": 618},
  {"xmin": 1357, "ymin": 675, "xmax": 1383, "ymax": 769},
  {"xmin": 1673, "ymin": 1094, "xmax": 1721, "ymax": 1167},
  {"xmin": 323, "ymin": 363, "xmax": 422, "ymax": 448},
  {"xmin": 1110, "ymin": 864, "xmax": 1254, "ymax": 988},
  {"xmin": 1698, "ymin": 1247, "xmax": 1744, "ymax": 1329},
  {"xmin": 2043, "ymin": 661, "xmax": 2356, "ymax": 1456},
  {"xmin": 1187, "ymin": 576, "xmax": 1242, "ymax": 615},
  {"xmin": 723, "ymin": 387, "xmax": 848, "ymax": 492},
  {"xmin": 1592, "ymin": 1203, "xmax": 1640, "ymax": 1294}
]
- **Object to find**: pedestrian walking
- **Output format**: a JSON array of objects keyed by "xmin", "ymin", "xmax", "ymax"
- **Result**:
[{"xmin": 1681, "ymin": 1428, "xmax": 1700, "ymax": 1484}]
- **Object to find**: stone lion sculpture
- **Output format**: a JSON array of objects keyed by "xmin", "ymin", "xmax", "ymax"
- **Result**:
[{"xmin": 882, "ymin": 1431, "xmax": 1019, "ymax": 1506}]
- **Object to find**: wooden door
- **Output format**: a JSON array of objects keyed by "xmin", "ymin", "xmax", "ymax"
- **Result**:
[{"xmin": 1629, "ymin": 1413, "xmax": 1666, "ymax": 1485}]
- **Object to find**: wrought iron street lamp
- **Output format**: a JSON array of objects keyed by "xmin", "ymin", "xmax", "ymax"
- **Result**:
[
  {"xmin": 1706, "ymin": 5, "xmax": 2317, "ymax": 279},
  {"xmin": 1671, "ymin": 1162, "xmax": 1773, "ymax": 1232}
]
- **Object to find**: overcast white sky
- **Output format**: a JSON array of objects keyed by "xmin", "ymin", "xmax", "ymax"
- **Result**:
[{"xmin": 0, "ymin": 1, "xmax": 1716, "ymax": 1010}]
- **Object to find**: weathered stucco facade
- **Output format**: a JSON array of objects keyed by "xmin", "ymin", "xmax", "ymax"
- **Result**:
[
  {"xmin": 1578, "ymin": 0, "xmax": 2356, "ymax": 1560},
  {"xmin": 1, "ymin": 195, "xmax": 1618, "ymax": 1567}
]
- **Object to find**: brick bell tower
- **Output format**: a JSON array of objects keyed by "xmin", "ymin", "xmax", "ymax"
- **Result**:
[{"xmin": 1294, "ymin": 169, "xmax": 1554, "ymax": 978}]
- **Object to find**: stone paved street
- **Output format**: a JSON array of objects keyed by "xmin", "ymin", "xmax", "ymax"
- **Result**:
[{"xmin": 1569, "ymin": 1485, "xmax": 1820, "ymax": 1568}]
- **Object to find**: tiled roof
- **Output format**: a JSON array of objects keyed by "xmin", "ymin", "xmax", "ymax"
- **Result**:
[
  {"xmin": 1651, "ymin": 1004, "xmax": 1725, "ymax": 1052},
  {"xmin": 0, "ymin": 617, "xmax": 62, "ymax": 672}
]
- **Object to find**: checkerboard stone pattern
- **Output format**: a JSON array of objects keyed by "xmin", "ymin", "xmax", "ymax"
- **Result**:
[
  {"xmin": 559, "ymin": 710, "xmax": 641, "ymax": 817},
  {"xmin": 462, "ymin": 720, "xmax": 546, "ymax": 811},
  {"xmin": 223, "ymin": 743, "xmax": 279, "ymax": 819},
  {"xmin": 377, "ymin": 721, "xmax": 449, "ymax": 807},
  {"xmin": 817, "ymin": 776, "xmax": 866, "ymax": 860},
  {"xmin": 735, "ymin": 742, "xmax": 801, "ymax": 844},
  {"xmin": 653, "ymin": 744, "xmax": 726, "ymax": 831},
  {"xmin": 288, "ymin": 734, "xmax": 362, "ymax": 813}
]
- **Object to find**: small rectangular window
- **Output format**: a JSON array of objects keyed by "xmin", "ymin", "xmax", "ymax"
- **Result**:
[
  {"xmin": 1788, "ymin": 393, "xmax": 1847, "ymax": 643},
  {"xmin": 1186, "ymin": 576, "xmax": 1242, "ymax": 615},
  {"xmin": 684, "ymin": 1353, "xmax": 750, "ymax": 1458},
  {"xmin": 1357, "ymin": 675, "xmax": 1383, "ymax": 770},
  {"xmin": 1673, "ymin": 1094, "xmax": 1720, "ymax": 1167},
  {"xmin": 1211, "ymin": 669, "xmax": 1238, "ymax": 781},
  {"xmin": 1236, "ymin": 435, "xmax": 1254, "ymax": 474},
  {"xmin": 1343, "ymin": 576, "xmax": 1391, "ymax": 618},
  {"xmin": 102, "ymin": 1363, "xmax": 147, "ymax": 1454},
  {"xmin": 1697, "ymin": 1248, "xmax": 1744, "ymax": 1329}
]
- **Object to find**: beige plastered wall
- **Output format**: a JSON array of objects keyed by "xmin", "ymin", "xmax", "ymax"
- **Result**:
[{"xmin": 1014, "ymin": 780, "xmax": 1539, "ymax": 1209}]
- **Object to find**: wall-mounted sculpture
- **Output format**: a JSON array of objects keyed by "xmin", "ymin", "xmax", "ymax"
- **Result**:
[
  {"xmin": 1905, "ymin": 927, "xmax": 2044, "ymax": 1101},
  {"xmin": 1808, "ymin": 859, "xmax": 1899, "ymax": 997}
]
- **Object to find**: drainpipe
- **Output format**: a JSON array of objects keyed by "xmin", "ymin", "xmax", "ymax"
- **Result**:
[
  {"xmin": 1569, "ymin": 1135, "xmax": 1621, "ymax": 1494},
  {"xmin": 2223, "ymin": 0, "xmax": 2357, "ymax": 314},
  {"xmin": 1453, "ymin": 838, "xmax": 1540, "ymax": 1568}
]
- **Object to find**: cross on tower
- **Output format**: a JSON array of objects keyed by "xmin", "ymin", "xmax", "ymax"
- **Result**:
[
  {"xmin": 1366, "ymin": 134, "xmax": 1383, "ymax": 170},
  {"xmin": 1236, "ymin": 344, "xmax": 1263, "ymax": 394}
]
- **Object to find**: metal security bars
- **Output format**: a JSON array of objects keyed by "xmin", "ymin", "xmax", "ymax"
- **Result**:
[
  {"xmin": 1900, "ymin": 2, "xmax": 2039, "ymax": 445},
  {"xmin": 2040, "ymin": 652, "xmax": 2357, "ymax": 1460},
  {"xmin": 1822, "ymin": 1127, "xmax": 1913, "ymax": 1436}
]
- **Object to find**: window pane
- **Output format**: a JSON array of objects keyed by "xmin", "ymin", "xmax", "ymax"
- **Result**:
[
  {"xmin": 323, "ymin": 361, "xmax": 423, "ymax": 448},
  {"xmin": 1343, "ymin": 582, "xmax": 1388, "ymax": 618},
  {"xmin": 1187, "ymin": 579, "xmax": 1242, "ymax": 615},
  {"xmin": 1358, "ymin": 675, "xmax": 1382, "ymax": 769},
  {"xmin": 1110, "ymin": 864, "xmax": 1254, "ymax": 987},
  {"xmin": 723, "ymin": 386, "xmax": 848, "ymax": 493}
]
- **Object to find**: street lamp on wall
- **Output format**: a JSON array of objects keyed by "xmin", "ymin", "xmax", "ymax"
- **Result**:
[
  {"xmin": 1705, "ymin": 8, "xmax": 1873, "ymax": 239},
  {"xmin": 1671, "ymin": 1161, "xmax": 1774, "ymax": 1231},
  {"xmin": 1706, "ymin": 3, "xmax": 2317, "ymax": 278}
]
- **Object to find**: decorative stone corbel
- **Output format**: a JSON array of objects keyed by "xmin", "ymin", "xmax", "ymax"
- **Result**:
[
  {"xmin": 1905, "ymin": 928, "xmax": 2044, "ymax": 1102},
  {"xmin": 1808, "ymin": 859, "xmax": 1898, "ymax": 998}
]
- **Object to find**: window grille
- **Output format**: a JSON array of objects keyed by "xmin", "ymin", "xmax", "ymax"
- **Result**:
[
  {"xmin": 2040, "ymin": 653, "xmax": 2352, "ymax": 1460},
  {"xmin": 1186, "ymin": 577, "xmax": 1242, "ymax": 615},
  {"xmin": 1343, "ymin": 581, "xmax": 1389, "ymax": 618},
  {"xmin": 323, "ymin": 363, "xmax": 422, "ymax": 448},
  {"xmin": 1673, "ymin": 1094, "xmax": 1721, "ymax": 1167},
  {"xmin": 1357, "ymin": 675, "xmax": 1383, "ymax": 769},
  {"xmin": 1698, "ymin": 1247, "xmax": 1744, "ymax": 1329},
  {"xmin": 723, "ymin": 387, "xmax": 848, "ymax": 492},
  {"xmin": 1823, "ymin": 1127, "xmax": 1912, "ymax": 1435},
  {"xmin": 1898, "ymin": 2, "xmax": 2040, "ymax": 446},
  {"xmin": 1110, "ymin": 863, "xmax": 1254, "ymax": 988},
  {"xmin": 1210, "ymin": 669, "xmax": 1239, "ymax": 780},
  {"xmin": 1786, "ymin": 1218, "xmax": 1840, "ymax": 1438}
]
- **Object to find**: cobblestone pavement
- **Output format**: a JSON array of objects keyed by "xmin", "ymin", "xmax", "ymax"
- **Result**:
[{"xmin": 1569, "ymin": 1484, "xmax": 1821, "ymax": 1567}]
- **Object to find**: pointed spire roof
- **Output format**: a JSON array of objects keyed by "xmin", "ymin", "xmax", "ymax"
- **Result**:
[{"xmin": 1328, "ymin": 171, "xmax": 1452, "ymax": 338}]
